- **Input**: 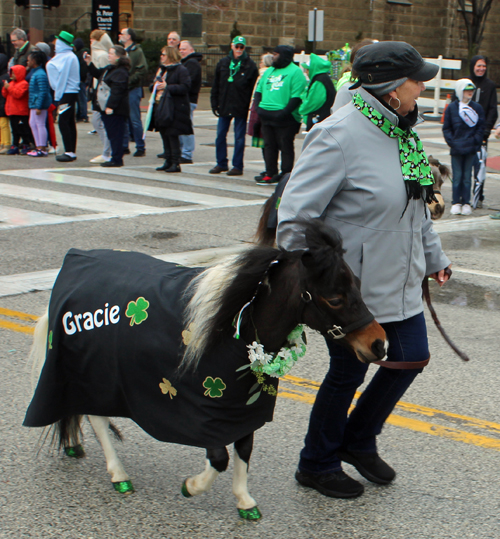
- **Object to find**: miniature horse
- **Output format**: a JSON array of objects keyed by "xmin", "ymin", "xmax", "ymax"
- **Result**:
[{"xmin": 25, "ymin": 220, "xmax": 387, "ymax": 520}]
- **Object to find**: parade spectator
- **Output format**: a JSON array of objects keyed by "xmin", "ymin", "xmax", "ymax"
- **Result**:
[
  {"xmin": 254, "ymin": 45, "xmax": 307, "ymax": 185},
  {"xmin": 0, "ymin": 53, "xmax": 11, "ymax": 153},
  {"xmin": 443, "ymin": 78, "xmax": 485, "ymax": 216},
  {"xmin": 46, "ymin": 31, "xmax": 80, "ymax": 162},
  {"xmin": 85, "ymin": 45, "xmax": 130, "ymax": 167},
  {"xmin": 73, "ymin": 38, "xmax": 90, "ymax": 123},
  {"xmin": 88, "ymin": 29, "xmax": 113, "ymax": 163},
  {"xmin": 277, "ymin": 41, "xmax": 450, "ymax": 498},
  {"xmin": 34, "ymin": 42, "xmax": 52, "ymax": 60},
  {"xmin": 151, "ymin": 46, "xmax": 192, "ymax": 173},
  {"xmin": 209, "ymin": 36, "xmax": 258, "ymax": 175},
  {"xmin": 179, "ymin": 40, "xmax": 202, "ymax": 163},
  {"xmin": 27, "ymin": 50, "xmax": 52, "ymax": 156},
  {"xmin": 167, "ymin": 32, "xmax": 181, "ymax": 49},
  {"xmin": 298, "ymin": 53, "xmax": 336, "ymax": 131},
  {"xmin": 2, "ymin": 65, "xmax": 33, "ymax": 154},
  {"xmin": 469, "ymin": 55, "xmax": 498, "ymax": 208},
  {"xmin": 9, "ymin": 29, "xmax": 33, "ymax": 69},
  {"xmin": 118, "ymin": 28, "xmax": 148, "ymax": 157}
]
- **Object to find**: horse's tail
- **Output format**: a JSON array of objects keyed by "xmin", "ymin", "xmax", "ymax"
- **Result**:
[
  {"xmin": 29, "ymin": 311, "xmax": 49, "ymax": 393},
  {"xmin": 254, "ymin": 196, "xmax": 277, "ymax": 247}
]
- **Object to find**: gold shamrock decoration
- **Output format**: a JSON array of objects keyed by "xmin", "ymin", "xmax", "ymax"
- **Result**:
[
  {"xmin": 182, "ymin": 323, "xmax": 195, "ymax": 345},
  {"xmin": 159, "ymin": 378, "xmax": 177, "ymax": 399}
]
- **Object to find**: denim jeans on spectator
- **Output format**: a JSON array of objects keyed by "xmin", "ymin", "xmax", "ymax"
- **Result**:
[
  {"xmin": 123, "ymin": 87, "xmax": 145, "ymax": 151},
  {"xmin": 215, "ymin": 115, "xmax": 246, "ymax": 171},
  {"xmin": 451, "ymin": 153, "xmax": 475, "ymax": 205},
  {"xmin": 103, "ymin": 113, "xmax": 126, "ymax": 165},
  {"xmin": 76, "ymin": 81, "xmax": 88, "ymax": 121},
  {"xmin": 179, "ymin": 102, "xmax": 197, "ymax": 159},
  {"xmin": 92, "ymin": 111, "xmax": 111, "ymax": 159},
  {"xmin": 298, "ymin": 312, "xmax": 429, "ymax": 474}
]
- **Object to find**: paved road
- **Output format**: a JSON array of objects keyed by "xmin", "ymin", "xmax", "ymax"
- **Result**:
[{"xmin": 1, "ymin": 110, "xmax": 500, "ymax": 538}]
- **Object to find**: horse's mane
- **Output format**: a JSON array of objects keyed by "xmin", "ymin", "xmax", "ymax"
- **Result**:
[{"xmin": 181, "ymin": 245, "xmax": 283, "ymax": 371}]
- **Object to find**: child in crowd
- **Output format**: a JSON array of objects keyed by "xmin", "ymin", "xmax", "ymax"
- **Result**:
[
  {"xmin": 27, "ymin": 50, "xmax": 52, "ymax": 156},
  {"xmin": 1, "ymin": 64, "xmax": 33, "ymax": 154},
  {"xmin": 0, "ymin": 52, "xmax": 11, "ymax": 153},
  {"xmin": 443, "ymin": 78, "xmax": 485, "ymax": 216}
]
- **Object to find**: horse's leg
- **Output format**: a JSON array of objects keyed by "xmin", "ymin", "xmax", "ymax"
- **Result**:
[
  {"xmin": 87, "ymin": 415, "xmax": 134, "ymax": 494},
  {"xmin": 233, "ymin": 432, "xmax": 261, "ymax": 520},
  {"xmin": 57, "ymin": 415, "xmax": 86, "ymax": 458},
  {"xmin": 181, "ymin": 447, "xmax": 228, "ymax": 498}
]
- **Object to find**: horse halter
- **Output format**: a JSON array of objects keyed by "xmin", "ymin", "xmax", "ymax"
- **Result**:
[{"xmin": 298, "ymin": 283, "xmax": 374, "ymax": 340}]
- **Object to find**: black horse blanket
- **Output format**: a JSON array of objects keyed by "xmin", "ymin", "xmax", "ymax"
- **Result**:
[{"xmin": 24, "ymin": 249, "xmax": 278, "ymax": 449}]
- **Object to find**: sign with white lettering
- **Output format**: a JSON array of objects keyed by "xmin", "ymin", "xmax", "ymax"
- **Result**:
[{"xmin": 92, "ymin": 0, "xmax": 119, "ymax": 34}]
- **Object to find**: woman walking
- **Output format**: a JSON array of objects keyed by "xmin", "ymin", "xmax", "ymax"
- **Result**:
[
  {"xmin": 27, "ymin": 50, "xmax": 52, "ymax": 156},
  {"xmin": 152, "ymin": 46, "xmax": 192, "ymax": 173},
  {"xmin": 277, "ymin": 41, "xmax": 451, "ymax": 498},
  {"xmin": 85, "ymin": 45, "xmax": 130, "ymax": 167}
]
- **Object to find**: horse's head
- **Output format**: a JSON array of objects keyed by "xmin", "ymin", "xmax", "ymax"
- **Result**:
[
  {"xmin": 298, "ymin": 221, "xmax": 387, "ymax": 363},
  {"xmin": 428, "ymin": 156, "xmax": 450, "ymax": 220}
]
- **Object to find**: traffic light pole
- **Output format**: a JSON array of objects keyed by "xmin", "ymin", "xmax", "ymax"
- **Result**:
[{"xmin": 30, "ymin": 0, "xmax": 44, "ymax": 45}]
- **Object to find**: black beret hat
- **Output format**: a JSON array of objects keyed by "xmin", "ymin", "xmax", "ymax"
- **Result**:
[{"xmin": 351, "ymin": 41, "xmax": 439, "ymax": 88}]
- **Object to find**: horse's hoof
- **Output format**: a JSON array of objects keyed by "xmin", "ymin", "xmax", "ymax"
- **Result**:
[
  {"xmin": 113, "ymin": 480, "xmax": 134, "ymax": 494},
  {"xmin": 181, "ymin": 480, "xmax": 192, "ymax": 498},
  {"xmin": 64, "ymin": 445, "xmax": 85, "ymax": 458},
  {"xmin": 238, "ymin": 506, "xmax": 262, "ymax": 520}
]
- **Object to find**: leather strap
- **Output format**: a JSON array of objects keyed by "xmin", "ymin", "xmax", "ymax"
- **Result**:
[{"xmin": 373, "ymin": 356, "xmax": 430, "ymax": 370}]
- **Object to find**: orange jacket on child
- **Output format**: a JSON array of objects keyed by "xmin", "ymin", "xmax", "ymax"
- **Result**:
[{"xmin": 1, "ymin": 65, "xmax": 29, "ymax": 116}]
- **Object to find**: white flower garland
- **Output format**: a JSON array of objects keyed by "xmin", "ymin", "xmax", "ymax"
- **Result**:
[{"xmin": 247, "ymin": 325, "xmax": 307, "ymax": 378}]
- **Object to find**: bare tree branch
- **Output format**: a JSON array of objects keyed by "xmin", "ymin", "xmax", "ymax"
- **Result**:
[{"xmin": 456, "ymin": 0, "xmax": 495, "ymax": 57}]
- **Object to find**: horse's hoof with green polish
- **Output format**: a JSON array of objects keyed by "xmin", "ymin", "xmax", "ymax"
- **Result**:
[
  {"xmin": 113, "ymin": 480, "xmax": 134, "ymax": 494},
  {"xmin": 64, "ymin": 445, "xmax": 85, "ymax": 458},
  {"xmin": 238, "ymin": 506, "xmax": 262, "ymax": 520},
  {"xmin": 181, "ymin": 480, "xmax": 192, "ymax": 498}
]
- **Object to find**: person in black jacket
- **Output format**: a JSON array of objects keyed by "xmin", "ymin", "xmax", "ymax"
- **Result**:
[
  {"xmin": 153, "ymin": 46, "xmax": 193, "ymax": 173},
  {"xmin": 209, "ymin": 36, "xmax": 258, "ymax": 175},
  {"xmin": 469, "ymin": 55, "xmax": 498, "ymax": 207},
  {"xmin": 179, "ymin": 40, "xmax": 202, "ymax": 164},
  {"xmin": 85, "ymin": 45, "xmax": 130, "ymax": 167}
]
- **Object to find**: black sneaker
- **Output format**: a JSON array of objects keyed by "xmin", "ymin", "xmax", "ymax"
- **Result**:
[
  {"xmin": 209, "ymin": 165, "xmax": 229, "ymax": 174},
  {"xmin": 337, "ymin": 449, "xmax": 396, "ymax": 485},
  {"xmin": 133, "ymin": 149, "xmax": 146, "ymax": 157},
  {"xmin": 123, "ymin": 148, "xmax": 131, "ymax": 155},
  {"xmin": 179, "ymin": 157, "xmax": 193, "ymax": 164},
  {"xmin": 157, "ymin": 152, "xmax": 166, "ymax": 158},
  {"xmin": 295, "ymin": 469, "xmax": 364, "ymax": 498}
]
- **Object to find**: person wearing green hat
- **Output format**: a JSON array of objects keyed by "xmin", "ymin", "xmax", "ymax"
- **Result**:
[
  {"xmin": 47, "ymin": 31, "xmax": 80, "ymax": 162},
  {"xmin": 209, "ymin": 35, "xmax": 258, "ymax": 175}
]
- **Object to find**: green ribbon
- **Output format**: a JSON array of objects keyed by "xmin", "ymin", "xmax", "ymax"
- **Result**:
[{"xmin": 352, "ymin": 93, "xmax": 434, "ymax": 187}]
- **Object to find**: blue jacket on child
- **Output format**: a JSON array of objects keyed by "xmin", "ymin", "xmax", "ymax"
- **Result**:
[
  {"xmin": 29, "ymin": 66, "xmax": 52, "ymax": 110},
  {"xmin": 443, "ymin": 99, "xmax": 484, "ymax": 156}
]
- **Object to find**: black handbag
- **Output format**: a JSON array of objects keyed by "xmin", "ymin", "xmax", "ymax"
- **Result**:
[{"xmin": 154, "ymin": 89, "xmax": 174, "ymax": 127}]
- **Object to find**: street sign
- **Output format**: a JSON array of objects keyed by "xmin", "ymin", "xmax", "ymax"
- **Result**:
[{"xmin": 308, "ymin": 9, "xmax": 324, "ymax": 42}]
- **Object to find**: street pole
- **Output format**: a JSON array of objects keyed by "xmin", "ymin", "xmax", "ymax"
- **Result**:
[
  {"xmin": 313, "ymin": 7, "xmax": 317, "ymax": 54},
  {"xmin": 30, "ymin": 0, "xmax": 44, "ymax": 46}
]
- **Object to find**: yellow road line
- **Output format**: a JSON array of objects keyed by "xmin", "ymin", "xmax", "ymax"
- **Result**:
[{"xmin": 3, "ymin": 309, "xmax": 500, "ymax": 451}]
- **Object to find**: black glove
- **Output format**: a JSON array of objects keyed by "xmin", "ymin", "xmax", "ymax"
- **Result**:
[{"xmin": 212, "ymin": 108, "xmax": 219, "ymax": 117}]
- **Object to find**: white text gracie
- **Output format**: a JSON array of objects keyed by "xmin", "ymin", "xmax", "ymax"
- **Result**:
[{"xmin": 63, "ymin": 303, "xmax": 120, "ymax": 335}]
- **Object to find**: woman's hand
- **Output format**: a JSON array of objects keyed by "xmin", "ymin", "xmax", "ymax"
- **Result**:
[
  {"xmin": 156, "ymin": 81, "xmax": 166, "ymax": 91},
  {"xmin": 428, "ymin": 265, "xmax": 452, "ymax": 287},
  {"xmin": 105, "ymin": 107, "xmax": 113, "ymax": 115},
  {"xmin": 83, "ymin": 52, "xmax": 91, "ymax": 65},
  {"xmin": 495, "ymin": 126, "xmax": 500, "ymax": 139}
]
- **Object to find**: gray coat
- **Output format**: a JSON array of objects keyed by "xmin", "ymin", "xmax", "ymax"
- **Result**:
[{"xmin": 277, "ymin": 88, "xmax": 450, "ymax": 323}]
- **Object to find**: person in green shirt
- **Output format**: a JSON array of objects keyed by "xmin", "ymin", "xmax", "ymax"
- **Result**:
[
  {"xmin": 298, "ymin": 53, "xmax": 336, "ymax": 131},
  {"xmin": 254, "ymin": 45, "xmax": 307, "ymax": 185}
]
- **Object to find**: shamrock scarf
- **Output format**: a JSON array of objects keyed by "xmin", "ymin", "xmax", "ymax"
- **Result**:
[
  {"xmin": 228, "ymin": 51, "xmax": 246, "ymax": 82},
  {"xmin": 352, "ymin": 92, "xmax": 436, "ymax": 205}
]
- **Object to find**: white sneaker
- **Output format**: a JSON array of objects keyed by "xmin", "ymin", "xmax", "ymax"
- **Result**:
[
  {"xmin": 450, "ymin": 204, "xmax": 462, "ymax": 215},
  {"xmin": 461, "ymin": 204, "xmax": 472, "ymax": 216},
  {"xmin": 90, "ymin": 155, "xmax": 111, "ymax": 163}
]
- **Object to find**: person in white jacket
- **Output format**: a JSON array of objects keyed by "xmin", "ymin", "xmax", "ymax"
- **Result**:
[
  {"xmin": 46, "ymin": 31, "xmax": 80, "ymax": 162},
  {"xmin": 277, "ymin": 41, "xmax": 451, "ymax": 499},
  {"xmin": 88, "ymin": 30, "xmax": 114, "ymax": 163}
]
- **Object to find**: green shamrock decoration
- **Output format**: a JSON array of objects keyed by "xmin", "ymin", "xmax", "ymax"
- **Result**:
[
  {"xmin": 48, "ymin": 330, "xmax": 53, "ymax": 350},
  {"xmin": 203, "ymin": 376, "xmax": 226, "ymax": 398},
  {"xmin": 125, "ymin": 297, "xmax": 150, "ymax": 326}
]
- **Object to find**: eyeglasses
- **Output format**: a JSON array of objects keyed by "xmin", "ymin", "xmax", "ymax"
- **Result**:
[{"xmin": 235, "ymin": 44, "xmax": 245, "ymax": 50}]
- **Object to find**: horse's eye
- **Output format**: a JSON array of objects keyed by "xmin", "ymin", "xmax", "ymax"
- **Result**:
[{"xmin": 326, "ymin": 298, "xmax": 343, "ymax": 308}]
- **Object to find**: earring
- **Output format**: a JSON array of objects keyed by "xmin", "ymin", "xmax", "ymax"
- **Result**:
[{"xmin": 389, "ymin": 97, "xmax": 401, "ymax": 111}]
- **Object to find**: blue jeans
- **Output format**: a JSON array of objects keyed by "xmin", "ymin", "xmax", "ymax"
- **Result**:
[
  {"xmin": 103, "ymin": 114, "xmax": 126, "ymax": 165},
  {"xmin": 76, "ymin": 81, "xmax": 88, "ymax": 121},
  {"xmin": 299, "ymin": 312, "xmax": 429, "ymax": 474},
  {"xmin": 451, "ymin": 153, "xmax": 475, "ymax": 205},
  {"xmin": 123, "ymin": 86, "xmax": 145, "ymax": 151},
  {"xmin": 179, "ymin": 103, "xmax": 197, "ymax": 160},
  {"xmin": 215, "ymin": 115, "xmax": 246, "ymax": 171}
]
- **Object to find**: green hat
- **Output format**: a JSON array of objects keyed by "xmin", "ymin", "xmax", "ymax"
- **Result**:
[
  {"xmin": 232, "ymin": 36, "xmax": 246, "ymax": 46},
  {"xmin": 464, "ymin": 82, "xmax": 476, "ymax": 91},
  {"xmin": 56, "ymin": 31, "xmax": 74, "ymax": 46}
]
